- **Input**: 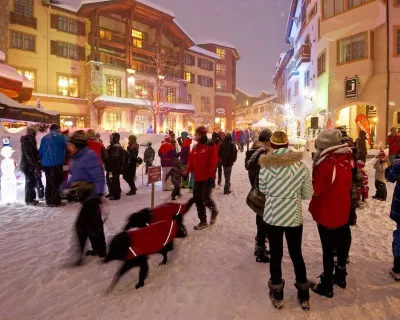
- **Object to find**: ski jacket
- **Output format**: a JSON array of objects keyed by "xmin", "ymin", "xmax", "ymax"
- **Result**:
[
  {"xmin": 374, "ymin": 159, "xmax": 390, "ymax": 182},
  {"xmin": 165, "ymin": 159, "xmax": 185, "ymax": 186},
  {"xmin": 245, "ymin": 141, "xmax": 270, "ymax": 187},
  {"xmin": 66, "ymin": 147, "xmax": 105, "ymax": 199},
  {"xmin": 259, "ymin": 148, "xmax": 313, "ymax": 227},
  {"xmin": 218, "ymin": 136, "xmax": 237, "ymax": 167},
  {"xmin": 187, "ymin": 141, "xmax": 218, "ymax": 181},
  {"xmin": 39, "ymin": 130, "xmax": 67, "ymax": 167},
  {"xmin": 125, "ymin": 143, "xmax": 139, "ymax": 170},
  {"xmin": 20, "ymin": 134, "xmax": 40, "ymax": 173},
  {"xmin": 179, "ymin": 138, "xmax": 192, "ymax": 165},
  {"xmin": 239, "ymin": 131, "xmax": 246, "ymax": 144},
  {"xmin": 386, "ymin": 160, "xmax": 400, "ymax": 223},
  {"xmin": 144, "ymin": 147, "xmax": 155, "ymax": 165},
  {"xmin": 388, "ymin": 134, "xmax": 400, "ymax": 156},
  {"xmin": 126, "ymin": 220, "xmax": 178, "ymax": 260},
  {"xmin": 87, "ymin": 138, "xmax": 107, "ymax": 164},
  {"xmin": 158, "ymin": 141, "xmax": 177, "ymax": 167},
  {"xmin": 309, "ymin": 144, "xmax": 354, "ymax": 229}
]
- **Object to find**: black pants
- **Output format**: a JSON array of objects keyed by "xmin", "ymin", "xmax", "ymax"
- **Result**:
[
  {"xmin": 223, "ymin": 165, "xmax": 232, "ymax": 192},
  {"xmin": 266, "ymin": 223, "xmax": 307, "ymax": 285},
  {"xmin": 256, "ymin": 215, "xmax": 268, "ymax": 248},
  {"xmin": 375, "ymin": 180, "xmax": 387, "ymax": 200},
  {"xmin": 246, "ymin": 142, "xmax": 250, "ymax": 151},
  {"xmin": 76, "ymin": 198, "xmax": 106, "ymax": 256},
  {"xmin": 36, "ymin": 175, "xmax": 44, "ymax": 199},
  {"xmin": 44, "ymin": 166, "xmax": 63, "ymax": 206},
  {"xmin": 240, "ymin": 143, "xmax": 244, "ymax": 152},
  {"xmin": 123, "ymin": 167, "xmax": 137, "ymax": 192},
  {"xmin": 217, "ymin": 162, "xmax": 223, "ymax": 184},
  {"xmin": 193, "ymin": 180, "xmax": 217, "ymax": 222},
  {"xmin": 318, "ymin": 224, "xmax": 351, "ymax": 280},
  {"xmin": 106, "ymin": 172, "xmax": 121, "ymax": 198},
  {"xmin": 171, "ymin": 184, "xmax": 181, "ymax": 198},
  {"xmin": 24, "ymin": 171, "xmax": 38, "ymax": 203}
]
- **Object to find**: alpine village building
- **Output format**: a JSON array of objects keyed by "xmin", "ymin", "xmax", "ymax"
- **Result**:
[
  {"xmin": 0, "ymin": 0, "xmax": 240, "ymax": 134},
  {"xmin": 273, "ymin": 0, "xmax": 400, "ymax": 145}
]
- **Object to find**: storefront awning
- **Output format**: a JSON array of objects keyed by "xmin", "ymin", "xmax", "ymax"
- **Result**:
[
  {"xmin": 0, "ymin": 63, "xmax": 34, "ymax": 102},
  {"xmin": 93, "ymin": 96, "xmax": 195, "ymax": 114},
  {"xmin": 0, "ymin": 92, "xmax": 60, "ymax": 124}
]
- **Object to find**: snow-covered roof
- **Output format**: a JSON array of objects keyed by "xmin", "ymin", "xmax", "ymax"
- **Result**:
[
  {"xmin": 196, "ymin": 40, "xmax": 236, "ymax": 49},
  {"xmin": 137, "ymin": 0, "xmax": 175, "ymax": 17},
  {"xmin": 0, "ymin": 92, "xmax": 60, "ymax": 115},
  {"xmin": 93, "ymin": 96, "xmax": 195, "ymax": 112},
  {"xmin": 189, "ymin": 46, "xmax": 220, "ymax": 60},
  {"xmin": 252, "ymin": 95, "xmax": 278, "ymax": 107},
  {"xmin": 0, "ymin": 63, "xmax": 23, "ymax": 83},
  {"xmin": 32, "ymin": 93, "xmax": 87, "ymax": 101},
  {"xmin": 22, "ymin": 76, "xmax": 34, "ymax": 89},
  {"xmin": 173, "ymin": 19, "xmax": 194, "ymax": 43}
]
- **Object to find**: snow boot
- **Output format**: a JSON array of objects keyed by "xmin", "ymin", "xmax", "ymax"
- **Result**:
[
  {"xmin": 390, "ymin": 257, "xmax": 400, "ymax": 281},
  {"xmin": 268, "ymin": 279, "xmax": 285, "ymax": 309},
  {"xmin": 311, "ymin": 274, "xmax": 334, "ymax": 298},
  {"xmin": 210, "ymin": 209, "xmax": 218, "ymax": 225},
  {"xmin": 333, "ymin": 266, "xmax": 347, "ymax": 289},
  {"xmin": 294, "ymin": 281, "xmax": 311, "ymax": 311},
  {"xmin": 126, "ymin": 189, "xmax": 136, "ymax": 196},
  {"xmin": 194, "ymin": 221, "xmax": 208, "ymax": 230},
  {"xmin": 390, "ymin": 268, "xmax": 400, "ymax": 281}
]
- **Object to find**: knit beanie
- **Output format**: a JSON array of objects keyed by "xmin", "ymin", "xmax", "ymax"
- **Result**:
[
  {"xmin": 26, "ymin": 126, "xmax": 36, "ymax": 136},
  {"xmin": 181, "ymin": 131, "xmax": 188, "ymax": 138},
  {"xmin": 196, "ymin": 126, "xmax": 208, "ymax": 144},
  {"xmin": 270, "ymin": 131, "xmax": 289, "ymax": 149},
  {"xmin": 69, "ymin": 130, "xmax": 87, "ymax": 149},
  {"xmin": 315, "ymin": 129, "xmax": 342, "ymax": 151},
  {"xmin": 258, "ymin": 129, "xmax": 273, "ymax": 142},
  {"xmin": 86, "ymin": 129, "xmax": 96, "ymax": 139}
]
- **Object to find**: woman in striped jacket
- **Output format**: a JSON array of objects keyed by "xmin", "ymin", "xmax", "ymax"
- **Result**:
[{"xmin": 258, "ymin": 131, "xmax": 313, "ymax": 311}]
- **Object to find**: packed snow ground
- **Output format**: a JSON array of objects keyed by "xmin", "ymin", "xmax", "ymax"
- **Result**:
[{"xmin": 1, "ymin": 151, "xmax": 400, "ymax": 320}]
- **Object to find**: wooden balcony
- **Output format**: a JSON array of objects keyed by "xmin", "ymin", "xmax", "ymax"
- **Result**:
[
  {"xmin": 295, "ymin": 44, "xmax": 311, "ymax": 69},
  {"xmin": 10, "ymin": 12, "xmax": 37, "ymax": 29},
  {"xmin": 95, "ymin": 53, "xmax": 127, "ymax": 69},
  {"xmin": 287, "ymin": 60, "xmax": 299, "ymax": 79}
]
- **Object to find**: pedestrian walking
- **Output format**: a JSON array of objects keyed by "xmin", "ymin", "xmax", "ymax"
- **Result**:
[
  {"xmin": 158, "ymin": 136, "xmax": 177, "ymax": 191},
  {"xmin": 355, "ymin": 130, "xmax": 368, "ymax": 163},
  {"xmin": 177, "ymin": 131, "xmax": 192, "ymax": 188},
  {"xmin": 123, "ymin": 135, "xmax": 139, "ymax": 196},
  {"xmin": 143, "ymin": 142, "xmax": 155, "ymax": 174},
  {"xmin": 218, "ymin": 133, "xmax": 237, "ymax": 194},
  {"xmin": 165, "ymin": 157, "xmax": 185, "ymax": 200},
  {"xmin": 105, "ymin": 133, "xmax": 126, "ymax": 201}
]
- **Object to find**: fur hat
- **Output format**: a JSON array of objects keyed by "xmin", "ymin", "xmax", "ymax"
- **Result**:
[
  {"xmin": 259, "ymin": 129, "xmax": 273, "ymax": 142},
  {"xmin": 69, "ymin": 130, "xmax": 87, "ymax": 149},
  {"xmin": 86, "ymin": 129, "xmax": 96, "ymax": 139},
  {"xmin": 315, "ymin": 129, "xmax": 343, "ymax": 151},
  {"xmin": 270, "ymin": 131, "xmax": 289, "ymax": 149},
  {"xmin": 26, "ymin": 126, "xmax": 36, "ymax": 135}
]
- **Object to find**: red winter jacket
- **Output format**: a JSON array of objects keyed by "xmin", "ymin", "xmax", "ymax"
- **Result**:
[
  {"xmin": 388, "ymin": 134, "xmax": 400, "ymax": 156},
  {"xmin": 126, "ymin": 220, "xmax": 177, "ymax": 260},
  {"xmin": 87, "ymin": 139, "xmax": 107, "ymax": 164},
  {"xmin": 309, "ymin": 144, "xmax": 354, "ymax": 229},
  {"xmin": 187, "ymin": 142, "xmax": 218, "ymax": 181}
]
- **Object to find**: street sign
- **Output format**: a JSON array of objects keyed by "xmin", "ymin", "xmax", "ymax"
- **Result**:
[{"xmin": 147, "ymin": 166, "xmax": 161, "ymax": 184}]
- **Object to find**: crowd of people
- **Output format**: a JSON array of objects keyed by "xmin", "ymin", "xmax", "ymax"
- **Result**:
[{"xmin": 15, "ymin": 123, "xmax": 400, "ymax": 311}]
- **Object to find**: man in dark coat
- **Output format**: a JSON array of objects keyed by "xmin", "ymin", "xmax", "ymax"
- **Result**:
[
  {"xmin": 123, "ymin": 135, "xmax": 139, "ymax": 196},
  {"xmin": 218, "ymin": 133, "xmax": 237, "ymax": 194},
  {"xmin": 20, "ymin": 127, "xmax": 42, "ymax": 205},
  {"xmin": 245, "ymin": 128, "xmax": 272, "ymax": 263},
  {"xmin": 105, "ymin": 132, "xmax": 126, "ymax": 201}
]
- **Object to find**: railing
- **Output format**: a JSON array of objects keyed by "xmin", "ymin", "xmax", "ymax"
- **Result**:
[
  {"xmin": 98, "ymin": 53, "xmax": 127, "ymax": 68},
  {"xmin": 295, "ymin": 44, "xmax": 311, "ymax": 68},
  {"xmin": 10, "ymin": 12, "xmax": 37, "ymax": 29}
]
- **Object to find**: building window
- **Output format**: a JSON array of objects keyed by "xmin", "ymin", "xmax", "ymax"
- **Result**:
[
  {"xmin": 57, "ymin": 75, "xmax": 79, "ymax": 97},
  {"xmin": 295, "ymin": 81, "xmax": 299, "ymax": 96},
  {"xmin": 198, "ymin": 58, "xmax": 213, "ymax": 71},
  {"xmin": 135, "ymin": 82, "xmax": 153, "ymax": 99},
  {"xmin": 216, "ymin": 64, "xmax": 226, "ymax": 76},
  {"xmin": 56, "ymin": 16, "xmax": 78, "ymax": 34},
  {"xmin": 201, "ymin": 97, "xmax": 211, "ymax": 112},
  {"xmin": 69, "ymin": 44, "xmax": 78, "ymax": 60},
  {"xmin": 132, "ymin": 29, "xmax": 147, "ymax": 48},
  {"xmin": 15, "ymin": 0, "xmax": 33, "ymax": 17},
  {"xmin": 395, "ymin": 27, "xmax": 400, "ymax": 56},
  {"xmin": 304, "ymin": 69, "xmax": 310, "ymax": 88},
  {"xmin": 349, "ymin": 0, "xmax": 373, "ymax": 9},
  {"xmin": 185, "ymin": 53, "xmax": 195, "ymax": 66},
  {"xmin": 184, "ymin": 72, "xmax": 195, "ymax": 83},
  {"xmin": 11, "ymin": 31, "xmax": 35, "ymax": 51},
  {"xmin": 165, "ymin": 117, "xmax": 177, "ymax": 133},
  {"xmin": 216, "ymin": 80, "xmax": 226, "ymax": 92},
  {"xmin": 106, "ymin": 77, "xmax": 121, "ymax": 97},
  {"xmin": 317, "ymin": 50, "xmax": 326, "ymax": 76},
  {"xmin": 55, "ymin": 42, "xmax": 80, "ymax": 60},
  {"xmin": 338, "ymin": 32, "xmax": 367, "ymax": 65},
  {"xmin": 100, "ymin": 29, "xmax": 112, "ymax": 41},
  {"xmin": 323, "ymin": 0, "xmax": 373, "ymax": 19},
  {"xmin": 60, "ymin": 115, "xmax": 86, "ymax": 128},
  {"xmin": 198, "ymin": 75, "xmax": 213, "ymax": 87},
  {"xmin": 58, "ymin": 42, "xmax": 67, "ymax": 57},
  {"xmin": 216, "ymin": 47, "xmax": 225, "ymax": 59},
  {"xmin": 16, "ymin": 68, "xmax": 36, "ymax": 89},
  {"xmin": 58, "ymin": 16, "xmax": 68, "ymax": 32},
  {"xmin": 163, "ymin": 87, "xmax": 176, "ymax": 103},
  {"xmin": 132, "ymin": 29, "xmax": 143, "ymax": 39},
  {"xmin": 107, "ymin": 112, "xmax": 122, "ymax": 132}
]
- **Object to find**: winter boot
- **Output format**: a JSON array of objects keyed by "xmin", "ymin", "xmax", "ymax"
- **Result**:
[
  {"xmin": 126, "ymin": 189, "xmax": 136, "ymax": 196},
  {"xmin": 390, "ymin": 269, "xmax": 400, "ymax": 281},
  {"xmin": 268, "ymin": 279, "xmax": 285, "ymax": 309},
  {"xmin": 210, "ymin": 209, "xmax": 219, "ymax": 225},
  {"xmin": 311, "ymin": 274, "xmax": 334, "ymax": 298},
  {"xmin": 390, "ymin": 257, "xmax": 400, "ymax": 281},
  {"xmin": 254, "ymin": 244, "xmax": 270, "ymax": 263},
  {"xmin": 333, "ymin": 265, "xmax": 348, "ymax": 289},
  {"xmin": 194, "ymin": 221, "xmax": 208, "ymax": 230},
  {"xmin": 294, "ymin": 281, "xmax": 311, "ymax": 311}
]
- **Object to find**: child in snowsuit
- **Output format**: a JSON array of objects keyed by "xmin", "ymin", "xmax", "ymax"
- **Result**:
[
  {"xmin": 165, "ymin": 157, "xmax": 185, "ymax": 200},
  {"xmin": 143, "ymin": 142, "xmax": 155, "ymax": 174},
  {"xmin": 373, "ymin": 150, "xmax": 390, "ymax": 201},
  {"xmin": 357, "ymin": 160, "xmax": 369, "ymax": 203}
]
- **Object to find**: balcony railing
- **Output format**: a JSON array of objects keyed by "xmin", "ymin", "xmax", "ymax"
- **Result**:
[
  {"xmin": 287, "ymin": 61, "xmax": 299, "ymax": 79},
  {"xmin": 10, "ymin": 12, "xmax": 37, "ymax": 29},
  {"xmin": 98, "ymin": 53, "xmax": 127, "ymax": 69},
  {"xmin": 295, "ymin": 44, "xmax": 311, "ymax": 69}
]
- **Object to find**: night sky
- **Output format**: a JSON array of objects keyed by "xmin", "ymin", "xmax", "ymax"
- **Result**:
[{"xmin": 70, "ymin": 0, "xmax": 292, "ymax": 95}]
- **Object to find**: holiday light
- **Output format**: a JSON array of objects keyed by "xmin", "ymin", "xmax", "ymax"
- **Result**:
[{"xmin": 1, "ymin": 145, "xmax": 17, "ymax": 204}]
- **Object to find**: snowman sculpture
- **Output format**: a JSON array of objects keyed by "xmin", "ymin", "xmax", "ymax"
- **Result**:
[{"xmin": 1, "ymin": 137, "xmax": 17, "ymax": 204}]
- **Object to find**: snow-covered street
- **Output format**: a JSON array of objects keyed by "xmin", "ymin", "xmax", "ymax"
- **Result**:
[{"xmin": 1, "ymin": 151, "xmax": 400, "ymax": 320}]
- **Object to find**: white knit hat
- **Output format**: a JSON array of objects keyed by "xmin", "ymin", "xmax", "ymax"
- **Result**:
[{"xmin": 315, "ymin": 129, "xmax": 343, "ymax": 150}]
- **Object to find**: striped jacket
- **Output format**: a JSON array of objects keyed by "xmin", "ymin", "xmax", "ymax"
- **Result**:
[{"xmin": 258, "ymin": 148, "xmax": 313, "ymax": 227}]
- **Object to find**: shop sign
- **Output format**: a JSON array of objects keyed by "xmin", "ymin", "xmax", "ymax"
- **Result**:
[
  {"xmin": 147, "ymin": 166, "xmax": 161, "ymax": 184},
  {"xmin": 355, "ymin": 114, "xmax": 371, "ymax": 145},
  {"xmin": 216, "ymin": 108, "xmax": 225, "ymax": 115},
  {"xmin": 344, "ymin": 77, "xmax": 358, "ymax": 99}
]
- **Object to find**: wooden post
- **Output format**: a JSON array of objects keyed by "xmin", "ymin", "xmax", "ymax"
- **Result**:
[
  {"xmin": 151, "ymin": 183, "xmax": 155, "ymax": 208},
  {"xmin": 94, "ymin": 9, "xmax": 100, "ymax": 61}
]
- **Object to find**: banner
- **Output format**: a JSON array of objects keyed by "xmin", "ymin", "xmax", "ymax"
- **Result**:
[
  {"xmin": 325, "ymin": 113, "xmax": 334, "ymax": 129},
  {"xmin": 355, "ymin": 114, "xmax": 371, "ymax": 145}
]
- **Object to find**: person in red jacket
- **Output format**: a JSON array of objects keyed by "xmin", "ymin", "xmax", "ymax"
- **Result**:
[
  {"xmin": 309, "ymin": 129, "xmax": 354, "ymax": 298},
  {"xmin": 388, "ymin": 127, "xmax": 400, "ymax": 164},
  {"xmin": 187, "ymin": 126, "xmax": 219, "ymax": 230},
  {"xmin": 86, "ymin": 129, "xmax": 107, "ymax": 164}
]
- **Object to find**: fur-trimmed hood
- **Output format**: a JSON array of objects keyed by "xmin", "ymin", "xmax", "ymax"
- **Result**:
[
  {"xmin": 259, "ymin": 148, "xmax": 303, "ymax": 168},
  {"xmin": 313, "ymin": 144, "xmax": 353, "ymax": 166}
]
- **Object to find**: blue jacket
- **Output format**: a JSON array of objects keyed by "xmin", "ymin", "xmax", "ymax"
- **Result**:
[
  {"xmin": 39, "ymin": 130, "xmax": 67, "ymax": 167},
  {"xmin": 66, "ymin": 147, "xmax": 105, "ymax": 199},
  {"xmin": 244, "ymin": 130, "xmax": 250, "ymax": 143},
  {"xmin": 239, "ymin": 131, "xmax": 246, "ymax": 144},
  {"xmin": 386, "ymin": 160, "xmax": 400, "ymax": 223}
]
